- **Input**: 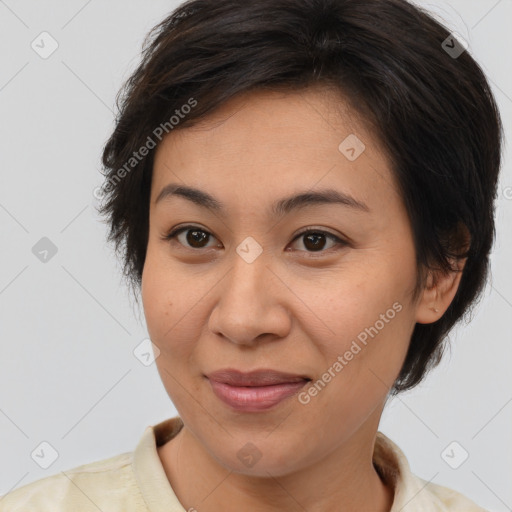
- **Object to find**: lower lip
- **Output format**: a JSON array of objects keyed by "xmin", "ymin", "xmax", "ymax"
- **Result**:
[{"xmin": 207, "ymin": 378, "xmax": 309, "ymax": 412}]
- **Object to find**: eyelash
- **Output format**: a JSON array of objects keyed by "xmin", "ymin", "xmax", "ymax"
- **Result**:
[{"xmin": 162, "ymin": 224, "xmax": 347, "ymax": 257}]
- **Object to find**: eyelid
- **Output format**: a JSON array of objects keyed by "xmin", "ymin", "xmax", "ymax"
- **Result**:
[
  {"xmin": 293, "ymin": 226, "xmax": 343, "ymax": 241},
  {"xmin": 162, "ymin": 224, "xmax": 348, "ymax": 254},
  {"xmin": 163, "ymin": 224, "xmax": 220, "ymax": 249}
]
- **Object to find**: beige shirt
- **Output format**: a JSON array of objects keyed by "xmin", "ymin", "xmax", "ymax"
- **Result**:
[{"xmin": 0, "ymin": 416, "xmax": 488, "ymax": 511}]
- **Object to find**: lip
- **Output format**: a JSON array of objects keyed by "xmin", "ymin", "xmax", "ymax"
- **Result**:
[
  {"xmin": 207, "ymin": 368, "xmax": 311, "ymax": 386},
  {"xmin": 206, "ymin": 368, "xmax": 311, "ymax": 412}
]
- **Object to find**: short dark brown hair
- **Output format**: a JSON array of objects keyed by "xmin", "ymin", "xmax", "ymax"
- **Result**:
[{"xmin": 97, "ymin": 0, "xmax": 503, "ymax": 394}]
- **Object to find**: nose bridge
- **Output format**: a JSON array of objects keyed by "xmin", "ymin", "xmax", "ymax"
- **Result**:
[
  {"xmin": 224, "ymin": 242, "xmax": 269, "ymax": 308},
  {"xmin": 209, "ymin": 242, "xmax": 289, "ymax": 344}
]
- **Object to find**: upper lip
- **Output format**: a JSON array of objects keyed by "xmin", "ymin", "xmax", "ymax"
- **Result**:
[{"xmin": 206, "ymin": 369, "xmax": 311, "ymax": 387}]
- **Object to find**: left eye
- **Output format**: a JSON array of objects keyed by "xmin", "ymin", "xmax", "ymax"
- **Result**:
[
  {"xmin": 163, "ymin": 226, "xmax": 346, "ymax": 254},
  {"xmin": 290, "ymin": 229, "xmax": 345, "ymax": 253}
]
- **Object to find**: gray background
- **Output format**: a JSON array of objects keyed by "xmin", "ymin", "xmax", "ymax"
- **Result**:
[{"xmin": 0, "ymin": 0, "xmax": 510, "ymax": 510}]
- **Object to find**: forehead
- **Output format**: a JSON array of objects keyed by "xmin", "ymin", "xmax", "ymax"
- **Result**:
[
  {"xmin": 158, "ymin": 87, "xmax": 370, "ymax": 153},
  {"xmin": 151, "ymin": 87, "xmax": 399, "ymax": 214}
]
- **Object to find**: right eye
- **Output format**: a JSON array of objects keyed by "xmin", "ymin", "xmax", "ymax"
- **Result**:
[{"xmin": 162, "ymin": 225, "xmax": 221, "ymax": 250}]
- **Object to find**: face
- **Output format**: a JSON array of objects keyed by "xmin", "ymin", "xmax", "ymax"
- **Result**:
[{"xmin": 142, "ymin": 87, "xmax": 423, "ymax": 477}]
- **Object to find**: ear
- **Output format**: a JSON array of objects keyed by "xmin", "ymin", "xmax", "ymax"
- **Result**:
[
  {"xmin": 415, "ymin": 222, "xmax": 470, "ymax": 324},
  {"xmin": 415, "ymin": 258, "xmax": 466, "ymax": 324}
]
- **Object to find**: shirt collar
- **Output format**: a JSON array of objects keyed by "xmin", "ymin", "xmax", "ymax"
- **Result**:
[
  {"xmin": 133, "ymin": 416, "xmax": 445, "ymax": 512},
  {"xmin": 132, "ymin": 416, "xmax": 186, "ymax": 512},
  {"xmin": 374, "ymin": 431, "xmax": 447, "ymax": 511}
]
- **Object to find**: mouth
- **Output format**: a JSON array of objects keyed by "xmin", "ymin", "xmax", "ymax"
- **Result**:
[
  {"xmin": 205, "ymin": 368, "xmax": 312, "ymax": 412},
  {"xmin": 206, "ymin": 368, "xmax": 311, "ymax": 386}
]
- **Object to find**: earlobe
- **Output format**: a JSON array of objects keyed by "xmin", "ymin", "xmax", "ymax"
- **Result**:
[{"xmin": 415, "ymin": 259, "xmax": 466, "ymax": 324}]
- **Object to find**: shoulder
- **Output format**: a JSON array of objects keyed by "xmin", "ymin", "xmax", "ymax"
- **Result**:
[
  {"xmin": 374, "ymin": 432, "xmax": 489, "ymax": 511},
  {"xmin": 415, "ymin": 478, "xmax": 490, "ymax": 511},
  {"xmin": 0, "ymin": 451, "xmax": 148, "ymax": 512}
]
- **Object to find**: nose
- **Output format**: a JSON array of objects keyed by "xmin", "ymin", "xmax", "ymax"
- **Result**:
[{"xmin": 208, "ymin": 249, "xmax": 291, "ymax": 346}]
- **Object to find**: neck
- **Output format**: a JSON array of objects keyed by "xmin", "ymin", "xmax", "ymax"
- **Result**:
[{"xmin": 158, "ymin": 423, "xmax": 395, "ymax": 512}]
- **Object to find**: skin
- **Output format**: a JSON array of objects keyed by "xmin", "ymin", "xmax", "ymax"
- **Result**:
[{"xmin": 141, "ymin": 87, "xmax": 464, "ymax": 512}]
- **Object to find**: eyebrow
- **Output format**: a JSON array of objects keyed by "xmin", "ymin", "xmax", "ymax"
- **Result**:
[{"xmin": 155, "ymin": 183, "xmax": 370, "ymax": 217}]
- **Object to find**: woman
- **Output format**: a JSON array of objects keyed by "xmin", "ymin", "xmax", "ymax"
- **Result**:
[{"xmin": 1, "ymin": 0, "xmax": 503, "ymax": 510}]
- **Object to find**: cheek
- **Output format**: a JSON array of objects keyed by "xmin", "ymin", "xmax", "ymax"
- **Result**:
[
  {"xmin": 141, "ymin": 249, "xmax": 210, "ymax": 363},
  {"xmin": 297, "ymin": 253, "xmax": 416, "ymax": 392},
  {"xmin": 141, "ymin": 250, "xmax": 181, "ymax": 351},
  {"xmin": 293, "ymin": 295, "xmax": 412, "ymax": 441}
]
